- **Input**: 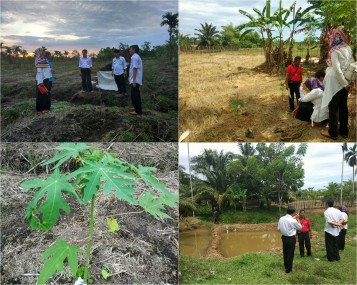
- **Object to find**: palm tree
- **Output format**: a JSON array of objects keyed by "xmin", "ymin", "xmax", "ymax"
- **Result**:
[
  {"xmin": 160, "ymin": 12, "xmax": 178, "ymax": 45},
  {"xmin": 194, "ymin": 22, "xmax": 220, "ymax": 47},
  {"xmin": 63, "ymin": 50, "xmax": 69, "ymax": 58},
  {"xmin": 345, "ymin": 144, "xmax": 357, "ymax": 196},
  {"xmin": 341, "ymin": 143, "xmax": 348, "ymax": 205}
]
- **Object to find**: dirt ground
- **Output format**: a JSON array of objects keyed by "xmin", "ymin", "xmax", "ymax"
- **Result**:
[
  {"xmin": 1, "ymin": 59, "xmax": 178, "ymax": 142},
  {"xmin": 179, "ymin": 52, "xmax": 356, "ymax": 142},
  {"xmin": 0, "ymin": 143, "xmax": 178, "ymax": 284}
]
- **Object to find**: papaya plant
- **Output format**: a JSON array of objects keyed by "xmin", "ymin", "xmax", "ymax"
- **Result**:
[{"xmin": 21, "ymin": 143, "xmax": 178, "ymax": 284}]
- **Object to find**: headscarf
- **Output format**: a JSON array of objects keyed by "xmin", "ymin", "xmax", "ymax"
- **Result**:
[
  {"xmin": 338, "ymin": 205, "xmax": 348, "ymax": 216},
  {"xmin": 34, "ymin": 47, "xmax": 49, "ymax": 67},
  {"xmin": 326, "ymin": 29, "xmax": 349, "ymax": 66}
]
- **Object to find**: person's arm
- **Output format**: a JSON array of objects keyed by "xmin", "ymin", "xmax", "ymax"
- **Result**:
[
  {"xmin": 89, "ymin": 57, "xmax": 92, "ymax": 69},
  {"xmin": 132, "ymin": 68, "xmax": 137, "ymax": 87},
  {"xmin": 79, "ymin": 58, "xmax": 82, "ymax": 75},
  {"xmin": 112, "ymin": 59, "xmax": 114, "ymax": 76}
]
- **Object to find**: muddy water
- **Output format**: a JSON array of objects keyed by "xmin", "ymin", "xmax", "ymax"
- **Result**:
[
  {"xmin": 219, "ymin": 230, "xmax": 282, "ymax": 258},
  {"xmin": 179, "ymin": 228, "xmax": 211, "ymax": 258}
]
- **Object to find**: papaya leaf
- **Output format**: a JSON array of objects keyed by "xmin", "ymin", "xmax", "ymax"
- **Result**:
[
  {"xmin": 41, "ymin": 143, "xmax": 91, "ymax": 169},
  {"xmin": 106, "ymin": 216, "xmax": 120, "ymax": 233},
  {"xmin": 101, "ymin": 268, "xmax": 110, "ymax": 280},
  {"xmin": 138, "ymin": 190, "xmax": 172, "ymax": 219},
  {"xmin": 69, "ymin": 157, "xmax": 138, "ymax": 204},
  {"xmin": 21, "ymin": 168, "xmax": 81, "ymax": 230},
  {"xmin": 38, "ymin": 239, "xmax": 82, "ymax": 285}
]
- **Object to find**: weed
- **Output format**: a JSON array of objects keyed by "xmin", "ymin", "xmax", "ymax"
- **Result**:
[{"xmin": 120, "ymin": 131, "xmax": 134, "ymax": 142}]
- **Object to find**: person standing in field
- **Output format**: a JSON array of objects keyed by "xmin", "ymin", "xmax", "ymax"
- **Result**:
[
  {"xmin": 278, "ymin": 206, "xmax": 302, "ymax": 273},
  {"xmin": 324, "ymin": 198, "xmax": 344, "ymax": 261},
  {"xmin": 79, "ymin": 49, "xmax": 93, "ymax": 92},
  {"xmin": 45, "ymin": 51, "xmax": 54, "ymax": 93},
  {"xmin": 285, "ymin": 56, "xmax": 303, "ymax": 113},
  {"xmin": 35, "ymin": 47, "xmax": 51, "ymax": 113},
  {"xmin": 112, "ymin": 49, "xmax": 127, "ymax": 96},
  {"xmin": 129, "ymin": 45, "xmax": 143, "ymax": 115},
  {"xmin": 337, "ymin": 205, "xmax": 348, "ymax": 251},
  {"xmin": 297, "ymin": 209, "xmax": 312, "ymax": 257},
  {"xmin": 320, "ymin": 29, "xmax": 355, "ymax": 140}
]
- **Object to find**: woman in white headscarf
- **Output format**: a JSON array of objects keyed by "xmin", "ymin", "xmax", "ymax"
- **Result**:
[
  {"xmin": 35, "ymin": 47, "xmax": 52, "ymax": 113},
  {"xmin": 320, "ymin": 29, "xmax": 355, "ymax": 140}
]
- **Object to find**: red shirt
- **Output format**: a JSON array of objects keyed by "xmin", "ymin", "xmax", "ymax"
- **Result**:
[
  {"xmin": 298, "ymin": 218, "xmax": 311, "ymax": 233},
  {"xmin": 286, "ymin": 64, "xmax": 302, "ymax": 82}
]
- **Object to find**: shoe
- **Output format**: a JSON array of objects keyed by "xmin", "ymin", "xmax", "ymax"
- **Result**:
[
  {"xmin": 287, "ymin": 109, "xmax": 294, "ymax": 113},
  {"xmin": 130, "ymin": 111, "xmax": 140, "ymax": 115},
  {"xmin": 285, "ymin": 270, "xmax": 292, "ymax": 273},
  {"xmin": 320, "ymin": 130, "xmax": 337, "ymax": 140},
  {"xmin": 339, "ymin": 132, "xmax": 348, "ymax": 139}
]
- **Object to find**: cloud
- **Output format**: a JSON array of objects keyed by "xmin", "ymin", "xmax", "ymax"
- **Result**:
[{"xmin": 1, "ymin": 0, "xmax": 178, "ymax": 53}]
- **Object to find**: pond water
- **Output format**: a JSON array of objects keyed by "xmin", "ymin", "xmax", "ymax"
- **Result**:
[
  {"xmin": 219, "ymin": 230, "xmax": 282, "ymax": 258},
  {"xmin": 179, "ymin": 228, "xmax": 211, "ymax": 258}
]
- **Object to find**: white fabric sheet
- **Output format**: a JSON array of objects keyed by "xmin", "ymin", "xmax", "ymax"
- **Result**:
[{"xmin": 97, "ymin": 71, "xmax": 118, "ymax": 91}]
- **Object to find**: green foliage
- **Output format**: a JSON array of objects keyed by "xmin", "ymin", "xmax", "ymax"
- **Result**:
[
  {"xmin": 106, "ymin": 216, "xmax": 121, "ymax": 233},
  {"xmin": 138, "ymin": 190, "xmax": 172, "ymax": 219},
  {"xmin": 194, "ymin": 23, "xmax": 220, "ymax": 47},
  {"xmin": 22, "ymin": 168, "xmax": 81, "ymax": 230},
  {"xmin": 38, "ymin": 239, "xmax": 82, "ymax": 285},
  {"xmin": 120, "ymin": 131, "xmax": 134, "ymax": 142}
]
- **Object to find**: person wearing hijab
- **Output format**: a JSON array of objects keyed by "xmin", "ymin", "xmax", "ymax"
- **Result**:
[
  {"xmin": 337, "ymin": 205, "xmax": 348, "ymax": 251},
  {"xmin": 35, "ymin": 47, "xmax": 52, "ymax": 113},
  {"xmin": 320, "ymin": 29, "xmax": 355, "ymax": 140}
]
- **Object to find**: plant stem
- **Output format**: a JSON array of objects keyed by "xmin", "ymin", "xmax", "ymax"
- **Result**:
[{"xmin": 84, "ymin": 196, "xmax": 95, "ymax": 283}]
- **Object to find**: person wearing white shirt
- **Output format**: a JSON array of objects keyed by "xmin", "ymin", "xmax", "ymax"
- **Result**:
[
  {"xmin": 129, "ymin": 45, "xmax": 143, "ymax": 115},
  {"xmin": 324, "ymin": 199, "xmax": 344, "ymax": 261},
  {"xmin": 278, "ymin": 206, "xmax": 302, "ymax": 273},
  {"xmin": 337, "ymin": 205, "xmax": 349, "ymax": 251},
  {"xmin": 112, "ymin": 50, "xmax": 127, "ymax": 95},
  {"xmin": 78, "ymin": 49, "xmax": 93, "ymax": 92}
]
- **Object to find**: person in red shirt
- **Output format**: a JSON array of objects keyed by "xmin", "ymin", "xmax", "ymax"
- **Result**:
[
  {"xmin": 285, "ymin": 56, "xmax": 303, "ymax": 113},
  {"xmin": 297, "ymin": 209, "xmax": 312, "ymax": 257}
]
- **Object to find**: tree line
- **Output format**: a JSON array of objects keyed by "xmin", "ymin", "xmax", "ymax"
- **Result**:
[
  {"xmin": 179, "ymin": 0, "xmax": 356, "ymax": 71},
  {"xmin": 179, "ymin": 143, "xmax": 356, "ymax": 217}
]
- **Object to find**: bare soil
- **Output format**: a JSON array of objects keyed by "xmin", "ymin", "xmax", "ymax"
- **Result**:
[
  {"xmin": 179, "ymin": 52, "xmax": 356, "ymax": 142},
  {"xmin": 0, "ymin": 143, "xmax": 178, "ymax": 285},
  {"xmin": 1, "ymin": 59, "xmax": 178, "ymax": 142}
]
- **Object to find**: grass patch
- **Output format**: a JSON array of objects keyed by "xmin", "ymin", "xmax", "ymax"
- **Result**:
[
  {"xmin": 1, "ymin": 100, "xmax": 35, "ymax": 127},
  {"xmin": 218, "ymin": 208, "xmax": 281, "ymax": 224}
]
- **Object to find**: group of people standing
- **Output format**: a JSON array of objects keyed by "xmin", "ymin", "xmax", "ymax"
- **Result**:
[
  {"xmin": 285, "ymin": 28, "xmax": 355, "ymax": 139},
  {"xmin": 35, "ymin": 45, "xmax": 143, "ymax": 115},
  {"xmin": 278, "ymin": 200, "xmax": 349, "ymax": 274}
]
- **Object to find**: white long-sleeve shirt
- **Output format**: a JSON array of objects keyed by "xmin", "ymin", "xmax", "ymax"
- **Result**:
[
  {"xmin": 278, "ymin": 214, "xmax": 302, "ymax": 236},
  {"xmin": 324, "ymin": 207, "xmax": 343, "ymax": 237},
  {"xmin": 129, "ymin": 53, "xmax": 143, "ymax": 85},
  {"xmin": 300, "ymin": 88, "xmax": 329, "ymax": 122},
  {"xmin": 112, "ymin": 56, "xmax": 126, "ymax": 75},
  {"xmin": 79, "ymin": 56, "xmax": 92, "ymax": 68}
]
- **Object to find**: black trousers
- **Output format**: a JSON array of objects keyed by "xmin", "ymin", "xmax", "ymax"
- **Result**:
[
  {"xmin": 328, "ymin": 87, "xmax": 348, "ymax": 137},
  {"xmin": 295, "ymin": 102, "xmax": 313, "ymax": 122},
  {"xmin": 81, "ymin": 68, "xmax": 93, "ymax": 91},
  {"xmin": 325, "ymin": 231, "xmax": 340, "ymax": 261},
  {"xmin": 114, "ymin": 74, "xmax": 126, "ymax": 94},
  {"xmin": 288, "ymin": 81, "xmax": 301, "ymax": 110},
  {"xmin": 282, "ymin": 235, "xmax": 296, "ymax": 273},
  {"xmin": 337, "ymin": 229, "xmax": 347, "ymax": 250},
  {"xmin": 36, "ymin": 78, "xmax": 51, "ymax": 112},
  {"xmin": 297, "ymin": 232, "xmax": 311, "ymax": 256},
  {"xmin": 131, "ymin": 83, "xmax": 142, "ymax": 114}
]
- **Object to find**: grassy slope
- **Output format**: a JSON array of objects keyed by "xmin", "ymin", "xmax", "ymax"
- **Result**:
[{"xmin": 180, "ymin": 212, "xmax": 356, "ymax": 284}]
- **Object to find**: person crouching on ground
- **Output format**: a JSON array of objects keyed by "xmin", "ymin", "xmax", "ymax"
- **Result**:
[
  {"xmin": 337, "ymin": 205, "xmax": 349, "ymax": 251},
  {"xmin": 79, "ymin": 49, "xmax": 93, "ymax": 92},
  {"xmin": 320, "ymin": 29, "xmax": 355, "ymax": 140},
  {"xmin": 112, "ymin": 49, "xmax": 127, "ymax": 96},
  {"xmin": 129, "ymin": 45, "xmax": 143, "ymax": 115},
  {"xmin": 285, "ymin": 56, "xmax": 303, "ymax": 113},
  {"xmin": 297, "ymin": 209, "xmax": 312, "ymax": 257},
  {"xmin": 278, "ymin": 206, "xmax": 302, "ymax": 273},
  {"xmin": 295, "ymin": 70, "xmax": 328, "ymax": 125},
  {"xmin": 324, "ymin": 198, "xmax": 344, "ymax": 261}
]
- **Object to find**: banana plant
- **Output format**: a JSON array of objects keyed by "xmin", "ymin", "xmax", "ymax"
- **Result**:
[{"xmin": 21, "ymin": 143, "xmax": 178, "ymax": 284}]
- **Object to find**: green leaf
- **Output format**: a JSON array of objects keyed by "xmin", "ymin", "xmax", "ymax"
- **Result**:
[
  {"xmin": 101, "ymin": 268, "xmax": 110, "ymax": 280},
  {"xmin": 22, "ymin": 169, "xmax": 81, "ymax": 230},
  {"xmin": 41, "ymin": 143, "xmax": 91, "ymax": 169},
  {"xmin": 106, "ymin": 217, "xmax": 120, "ymax": 233},
  {"xmin": 138, "ymin": 191, "xmax": 172, "ymax": 219},
  {"xmin": 38, "ymin": 239, "xmax": 82, "ymax": 285}
]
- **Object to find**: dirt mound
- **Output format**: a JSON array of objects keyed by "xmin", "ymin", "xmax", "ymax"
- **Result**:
[{"xmin": 1, "ymin": 105, "xmax": 177, "ymax": 142}]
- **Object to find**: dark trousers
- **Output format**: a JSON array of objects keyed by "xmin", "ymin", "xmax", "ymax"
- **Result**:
[
  {"xmin": 337, "ymin": 229, "xmax": 347, "ymax": 250},
  {"xmin": 36, "ymin": 78, "xmax": 51, "ymax": 112},
  {"xmin": 328, "ymin": 88, "xmax": 348, "ymax": 137},
  {"xmin": 47, "ymin": 81, "xmax": 53, "ymax": 93},
  {"xmin": 81, "ymin": 68, "xmax": 93, "ymax": 91},
  {"xmin": 295, "ymin": 102, "xmax": 313, "ymax": 122},
  {"xmin": 131, "ymin": 83, "xmax": 142, "ymax": 114},
  {"xmin": 325, "ymin": 231, "xmax": 340, "ymax": 261},
  {"xmin": 288, "ymin": 81, "xmax": 301, "ymax": 110},
  {"xmin": 282, "ymin": 235, "xmax": 296, "ymax": 273},
  {"xmin": 114, "ymin": 74, "xmax": 126, "ymax": 94},
  {"xmin": 297, "ymin": 232, "xmax": 311, "ymax": 256}
]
